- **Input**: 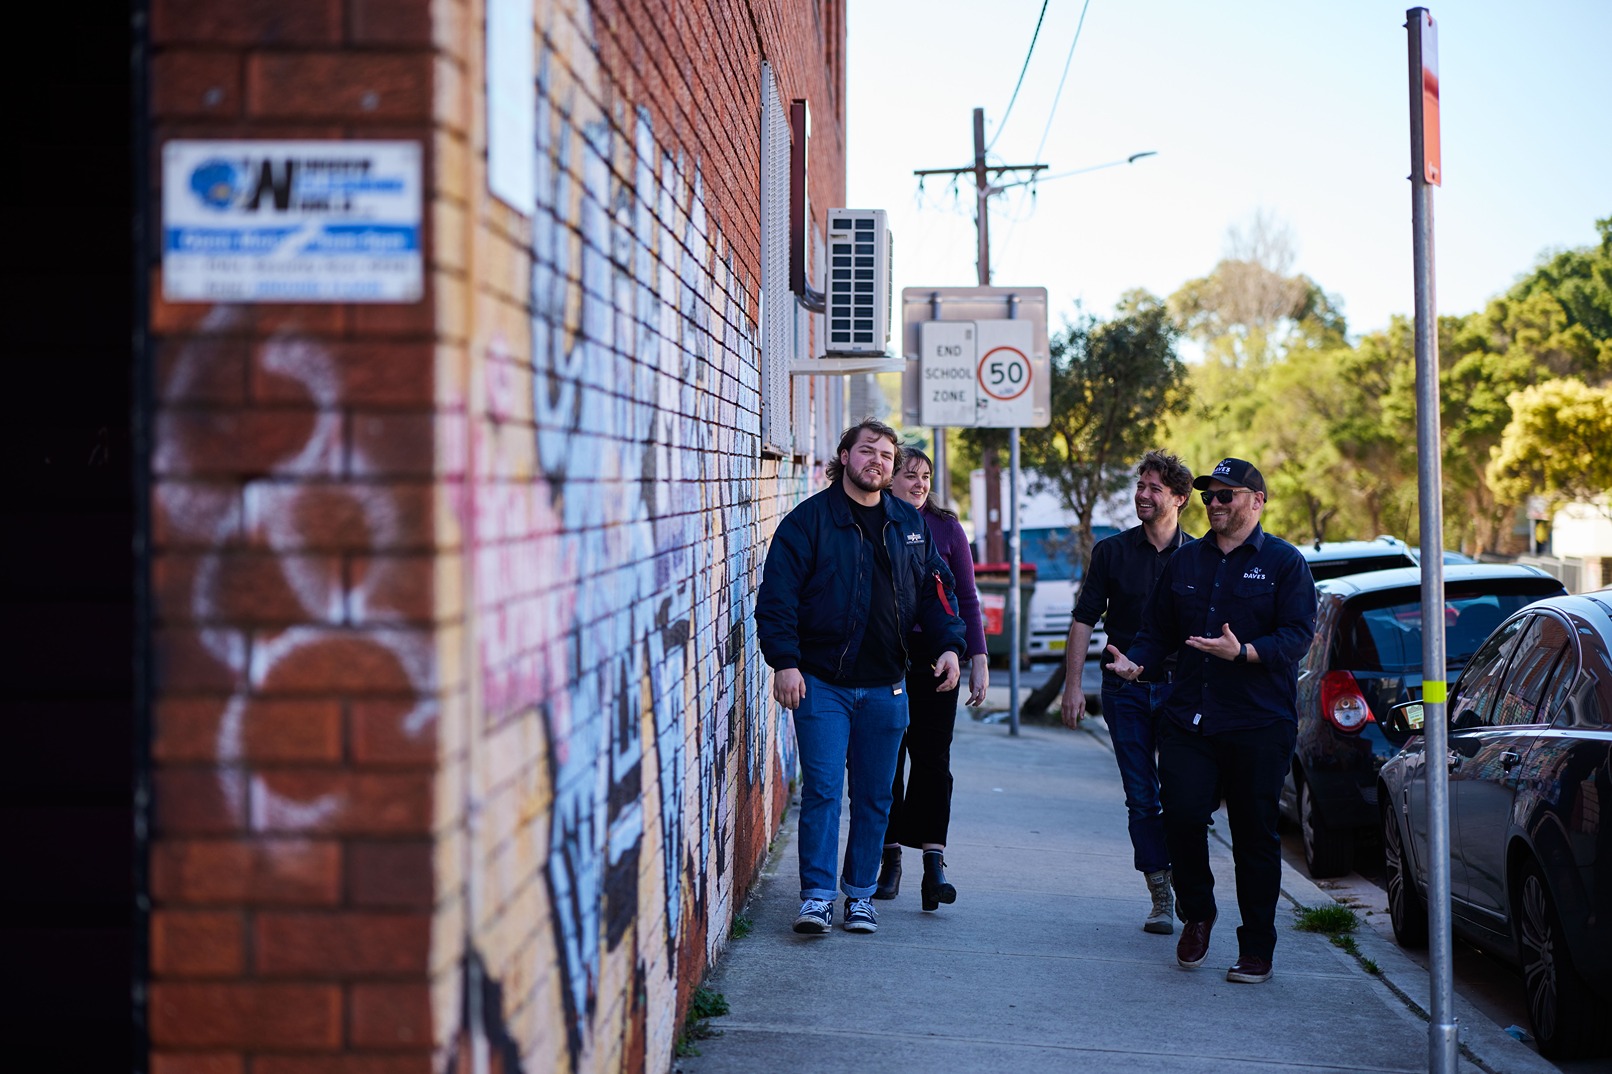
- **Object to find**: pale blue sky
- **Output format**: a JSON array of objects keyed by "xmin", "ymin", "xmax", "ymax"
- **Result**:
[{"xmin": 847, "ymin": 0, "xmax": 1612, "ymax": 339}]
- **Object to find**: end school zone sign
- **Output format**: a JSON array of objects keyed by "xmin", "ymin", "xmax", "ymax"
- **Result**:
[{"xmin": 917, "ymin": 319, "xmax": 1046, "ymax": 428}]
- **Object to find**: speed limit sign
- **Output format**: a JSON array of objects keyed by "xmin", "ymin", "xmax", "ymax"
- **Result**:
[
  {"xmin": 979, "ymin": 343, "xmax": 1031, "ymax": 401},
  {"xmin": 975, "ymin": 320, "xmax": 1037, "ymax": 425}
]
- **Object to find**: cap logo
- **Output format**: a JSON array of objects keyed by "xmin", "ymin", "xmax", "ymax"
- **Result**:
[{"xmin": 1214, "ymin": 462, "xmax": 1233, "ymax": 476}]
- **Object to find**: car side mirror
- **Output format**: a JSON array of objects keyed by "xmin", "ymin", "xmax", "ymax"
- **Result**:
[{"xmin": 1384, "ymin": 700, "xmax": 1424, "ymax": 735}]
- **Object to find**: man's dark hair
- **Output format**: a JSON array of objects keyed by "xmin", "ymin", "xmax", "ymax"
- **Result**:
[
  {"xmin": 1138, "ymin": 449, "xmax": 1193, "ymax": 499},
  {"xmin": 825, "ymin": 419, "xmax": 902, "ymax": 484}
]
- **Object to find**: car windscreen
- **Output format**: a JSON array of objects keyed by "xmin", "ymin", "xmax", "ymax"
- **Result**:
[
  {"xmin": 1336, "ymin": 580, "xmax": 1567, "ymax": 674},
  {"xmin": 1305, "ymin": 552, "xmax": 1416, "ymax": 581}
]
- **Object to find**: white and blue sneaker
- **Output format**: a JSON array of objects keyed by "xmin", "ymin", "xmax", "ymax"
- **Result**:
[
  {"xmin": 843, "ymin": 897, "xmax": 878, "ymax": 933},
  {"xmin": 793, "ymin": 898, "xmax": 833, "ymax": 935}
]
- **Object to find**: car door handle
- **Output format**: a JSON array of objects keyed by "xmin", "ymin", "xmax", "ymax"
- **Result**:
[
  {"xmin": 1501, "ymin": 750, "xmax": 1521, "ymax": 771},
  {"xmin": 1447, "ymin": 751, "xmax": 1461, "ymax": 772}
]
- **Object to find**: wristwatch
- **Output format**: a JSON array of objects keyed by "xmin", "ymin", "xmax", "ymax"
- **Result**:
[{"xmin": 1234, "ymin": 643, "xmax": 1248, "ymax": 663}]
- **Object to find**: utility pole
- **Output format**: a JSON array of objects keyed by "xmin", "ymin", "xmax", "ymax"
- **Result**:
[{"xmin": 913, "ymin": 107, "xmax": 1044, "ymax": 561}]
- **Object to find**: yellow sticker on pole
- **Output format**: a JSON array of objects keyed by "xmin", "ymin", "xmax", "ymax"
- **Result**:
[{"xmin": 1423, "ymin": 679, "xmax": 1447, "ymax": 704}]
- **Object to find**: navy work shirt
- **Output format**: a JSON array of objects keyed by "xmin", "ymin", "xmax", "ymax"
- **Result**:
[
  {"xmin": 1073, "ymin": 523, "xmax": 1192, "ymax": 688},
  {"xmin": 1126, "ymin": 525, "xmax": 1316, "ymax": 734}
]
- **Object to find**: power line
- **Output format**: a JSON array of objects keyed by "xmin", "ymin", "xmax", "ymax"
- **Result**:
[
  {"xmin": 986, "ymin": 0, "xmax": 1051, "ymax": 152},
  {"xmin": 1032, "ymin": 0, "xmax": 1094, "ymax": 165}
]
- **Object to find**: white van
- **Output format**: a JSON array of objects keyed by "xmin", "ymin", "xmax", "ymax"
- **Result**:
[{"xmin": 967, "ymin": 470, "xmax": 1130, "ymax": 663}]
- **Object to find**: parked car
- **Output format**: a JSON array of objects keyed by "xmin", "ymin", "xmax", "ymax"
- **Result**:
[
  {"xmin": 1280, "ymin": 564, "xmax": 1568, "ymax": 878},
  {"xmin": 1298, "ymin": 536, "xmax": 1475, "ymax": 582},
  {"xmin": 1378, "ymin": 588, "xmax": 1612, "ymax": 1058},
  {"xmin": 1299, "ymin": 536, "xmax": 1417, "ymax": 581}
]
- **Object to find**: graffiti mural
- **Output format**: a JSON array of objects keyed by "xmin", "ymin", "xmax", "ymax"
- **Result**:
[
  {"xmin": 451, "ymin": 1, "xmax": 800, "ymax": 1069},
  {"xmin": 158, "ymin": 308, "xmax": 438, "ymax": 835}
]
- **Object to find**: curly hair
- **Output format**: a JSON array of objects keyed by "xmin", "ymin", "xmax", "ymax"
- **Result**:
[
  {"xmin": 824, "ymin": 419, "xmax": 902, "ymax": 484},
  {"xmin": 1138, "ymin": 449, "xmax": 1193, "ymax": 499}
]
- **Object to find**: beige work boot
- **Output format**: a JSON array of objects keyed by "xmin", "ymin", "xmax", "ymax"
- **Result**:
[{"xmin": 1144, "ymin": 869, "xmax": 1175, "ymax": 934}]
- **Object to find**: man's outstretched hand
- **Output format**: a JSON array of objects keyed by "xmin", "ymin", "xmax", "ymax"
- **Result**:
[{"xmin": 1103, "ymin": 644, "xmax": 1143, "ymax": 683}]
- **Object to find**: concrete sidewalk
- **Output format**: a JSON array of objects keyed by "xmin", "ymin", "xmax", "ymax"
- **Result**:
[{"xmin": 676, "ymin": 705, "xmax": 1557, "ymax": 1073}]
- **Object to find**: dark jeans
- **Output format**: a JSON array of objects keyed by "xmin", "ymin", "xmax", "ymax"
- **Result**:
[
  {"xmin": 884, "ymin": 654, "xmax": 960, "ymax": 848},
  {"xmin": 1158, "ymin": 718, "xmax": 1296, "ymax": 961},
  {"xmin": 1101, "ymin": 678, "xmax": 1173, "ymax": 875}
]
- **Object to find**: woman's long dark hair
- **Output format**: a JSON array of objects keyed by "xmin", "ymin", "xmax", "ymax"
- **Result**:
[{"xmin": 899, "ymin": 446, "xmax": 958, "ymax": 522}]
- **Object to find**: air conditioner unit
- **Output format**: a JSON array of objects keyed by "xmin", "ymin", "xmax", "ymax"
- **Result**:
[{"xmin": 824, "ymin": 209, "xmax": 891, "ymax": 356}]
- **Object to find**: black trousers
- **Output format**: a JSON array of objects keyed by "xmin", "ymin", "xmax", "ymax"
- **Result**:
[
  {"xmin": 884, "ymin": 651, "xmax": 960, "ymax": 848},
  {"xmin": 1158, "ymin": 718, "xmax": 1296, "ymax": 961}
]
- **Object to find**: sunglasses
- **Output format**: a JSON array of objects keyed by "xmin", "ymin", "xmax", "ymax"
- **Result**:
[{"xmin": 1200, "ymin": 488, "xmax": 1253, "ymax": 505}]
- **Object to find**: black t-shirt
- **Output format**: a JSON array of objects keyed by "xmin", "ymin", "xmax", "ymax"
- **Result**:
[{"xmin": 843, "ymin": 497, "xmax": 905, "ymax": 686}]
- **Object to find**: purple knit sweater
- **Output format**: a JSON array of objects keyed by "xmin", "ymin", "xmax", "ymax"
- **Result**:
[{"xmin": 922, "ymin": 502, "xmax": 988, "ymax": 658}]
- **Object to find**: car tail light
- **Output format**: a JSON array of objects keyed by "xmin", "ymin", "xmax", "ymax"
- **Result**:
[{"xmin": 1319, "ymin": 670, "xmax": 1372, "ymax": 733}]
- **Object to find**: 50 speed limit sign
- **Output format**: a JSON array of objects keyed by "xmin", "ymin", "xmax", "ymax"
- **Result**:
[
  {"xmin": 979, "ymin": 344, "xmax": 1031, "ymax": 401},
  {"xmin": 975, "ymin": 320, "xmax": 1037, "ymax": 425}
]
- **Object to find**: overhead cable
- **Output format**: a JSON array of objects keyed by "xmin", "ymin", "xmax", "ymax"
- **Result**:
[
  {"xmin": 1032, "ymin": 0, "xmax": 1094, "ymax": 166},
  {"xmin": 986, "ymin": 0, "xmax": 1051, "ymax": 152}
]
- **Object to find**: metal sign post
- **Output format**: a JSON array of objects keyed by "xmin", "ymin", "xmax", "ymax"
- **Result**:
[
  {"xmin": 902, "ymin": 287, "xmax": 1049, "ymax": 735},
  {"xmin": 1408, "ymin": 9, "xmax": 1455, "ymax": 1073}
]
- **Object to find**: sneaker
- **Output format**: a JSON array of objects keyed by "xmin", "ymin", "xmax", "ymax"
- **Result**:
[
  {"xmin": 1144, "ymin": 870, "xmax": 1175, "ymax": 935},
  {"xmin": 843, "ymin": 897, "xmax": 878, "ymax": 933},
  {"xmin": 793, "ymin": 898, "xmax": 833, "ymax": 935}
]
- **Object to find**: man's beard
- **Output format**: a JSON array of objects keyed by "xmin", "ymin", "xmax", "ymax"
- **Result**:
[{"xmin": 848, "ymin": 466, "xmax": 888, "ymax": 494}]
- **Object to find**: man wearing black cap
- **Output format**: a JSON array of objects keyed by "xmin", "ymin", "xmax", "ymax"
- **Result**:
[{"xmin": 1104, "ymin": 457, "xmax": 1316, "ymax": 985}]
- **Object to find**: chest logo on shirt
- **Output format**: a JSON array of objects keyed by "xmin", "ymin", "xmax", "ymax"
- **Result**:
[
  {"xmin": 1243, "ymin": 567, "xmax": 1267, "ymax": 580},
  {"xmin": 905, "ymin": 531, "xmax": 925, "ymax": 545}
]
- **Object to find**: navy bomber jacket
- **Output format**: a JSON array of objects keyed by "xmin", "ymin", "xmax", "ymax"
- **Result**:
[{"xmin": 756, "ymin": 483, "xmax": 966, "ymax": 683}]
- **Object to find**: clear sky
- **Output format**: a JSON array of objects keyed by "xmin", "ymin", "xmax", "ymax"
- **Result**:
[{"xmin": 846, "ymin": 0, "xmax": 1612, "ymax": 340}]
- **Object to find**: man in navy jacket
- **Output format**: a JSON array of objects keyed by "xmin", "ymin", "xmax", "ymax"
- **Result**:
[
  {"xmin": 757, "ymin": 419, "xmax": 966, "ymax": 936},
  {"xmin": 1106, "ymin": 457, "xmax": 1316, "ymax": 984}
]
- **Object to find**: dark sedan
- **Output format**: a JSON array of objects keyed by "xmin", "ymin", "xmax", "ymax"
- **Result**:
[
  {"xmin": 1280, "ymin": 564, "xmax": 1567, "ymax": 878},
  {"xmin": 1379, "ymin": 587, "xmax": 1612, "ymax": 1059}
]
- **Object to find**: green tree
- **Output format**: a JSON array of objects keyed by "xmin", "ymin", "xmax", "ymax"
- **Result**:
[
  {"xmin": 1488, "ymin": 379, "xmax": 1612, "ymax": 519},
  {"xmin": 1010, "ymin": 293, "xmax": 1188, "ymax": 713},
  {"xmin": 1021, "ymin": 292, "xmax": 1190, "ymax": 571}
]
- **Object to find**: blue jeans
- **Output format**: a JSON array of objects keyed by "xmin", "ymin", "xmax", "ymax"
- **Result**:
[
  {"xmin": 1101, "ymin": 678, "xmax": 1173, "ymax": 875},
  {"xmin": 794, "ymin": 672, "xmax": 910, "ymax": 901}
]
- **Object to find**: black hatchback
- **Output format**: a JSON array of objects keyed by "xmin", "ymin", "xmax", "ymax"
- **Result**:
[
  {"xmin": 1280, "ymin": 564, "xmax": 1567, "ymax": 878},
  {"xmin": 1378, "ymin": 587, "xmax": 1612, "ymax": 1058}
]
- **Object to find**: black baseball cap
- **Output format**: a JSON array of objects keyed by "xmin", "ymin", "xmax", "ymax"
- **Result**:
[{"xmin": 1193, "ymin": 457, "xmax": 1267, "ymax": 496}]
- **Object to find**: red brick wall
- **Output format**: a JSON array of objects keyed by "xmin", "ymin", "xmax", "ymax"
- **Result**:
[{"xmin": 147, "ymin": 0, "xmax": 844, "ymax": 1071}]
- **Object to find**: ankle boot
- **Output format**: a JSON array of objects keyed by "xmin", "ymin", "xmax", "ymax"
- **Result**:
[
  {"xmin": 921, "ymin": 851, "xmax": 956, "ymax": 911},
  {"xmin": 1144, "ymin": 869, "xmax": 1175, "ymax": 935},
  {"xmin": 874, "ymin": 846, "xmax": 902, "ymax": 900}
]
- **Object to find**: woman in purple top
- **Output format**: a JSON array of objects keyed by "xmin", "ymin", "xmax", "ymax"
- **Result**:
[{"xmin": 877, "ymin": 446, "xmax": 989, "ymax": 910}]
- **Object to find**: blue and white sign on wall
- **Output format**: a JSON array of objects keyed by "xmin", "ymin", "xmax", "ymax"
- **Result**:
[{"xmin": 162, "ymin": 140, "xmax": 422, "ymax": 303}]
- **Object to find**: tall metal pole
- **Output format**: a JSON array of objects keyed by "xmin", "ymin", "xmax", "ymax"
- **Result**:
[
  {"xmin": 1408, "ymin": 9, "xmax": 1456, "ymax": 1072},
  {"xmin": 1007, "ymin": 294, "xmax": 1022, "ymax": 736}
]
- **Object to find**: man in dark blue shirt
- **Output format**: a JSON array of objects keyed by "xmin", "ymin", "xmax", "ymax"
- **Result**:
[
  {"xmin": 1106, "ymin": 457, "xmax": 1316, "ymax": 985},
  {"xmin": 1061, "ymin": 450, "xmax": 1194, "ymax": 935}
]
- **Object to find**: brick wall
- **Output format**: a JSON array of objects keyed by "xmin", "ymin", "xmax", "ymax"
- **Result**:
[{"xmin": 147, "ymin": 1, "xmax": 844, "ymax": 1071}]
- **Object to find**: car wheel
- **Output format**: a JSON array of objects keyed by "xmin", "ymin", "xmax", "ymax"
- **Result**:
[
  {"xmin": 1300, "ymin": 777, "xmax": 1354, "ymax": 879},
  {"xmin": 1517, "ymin": 858, "xmax": 1600, "ymax": 1058},
  {"xmin": 1380, "ymin": 799, "xmax": 1426, "ymax": 948}
]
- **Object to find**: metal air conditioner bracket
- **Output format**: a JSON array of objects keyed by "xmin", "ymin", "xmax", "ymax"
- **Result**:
[{"xmin": 789, "ymin": 355, "xmax": 905, "ymax": 376}]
